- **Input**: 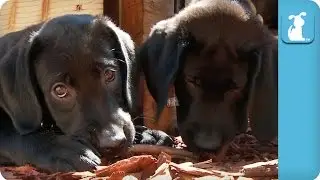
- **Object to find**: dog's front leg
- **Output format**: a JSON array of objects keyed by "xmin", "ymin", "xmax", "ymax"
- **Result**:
[{"xmin": 0, "ymin": 130, "xmax": 101, "ymax": 173}]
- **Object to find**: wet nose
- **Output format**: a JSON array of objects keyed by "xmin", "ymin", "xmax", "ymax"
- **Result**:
[
  {"xmin": 97, "ymin": 128, "xmax": 129, "ymax": 151},
  {"xmin": 194, "ymin": 131, "xmax": 222, "ymax": 150},
  {"xmin": 189, "ymin": 126, "xmax": 223, "ymax": 151}
]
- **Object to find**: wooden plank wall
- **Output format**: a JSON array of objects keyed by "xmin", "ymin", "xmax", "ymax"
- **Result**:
[
  {"xmin": 0, "ymin": 0, "xmax": 104, "ymax": 36},
  {"xmin": 119, "ymin": 0, "xmax": 178, "ymax": 135},
  {"xmin": 120, "ymin": 0, "xmax": 144, "ymax": 45}
]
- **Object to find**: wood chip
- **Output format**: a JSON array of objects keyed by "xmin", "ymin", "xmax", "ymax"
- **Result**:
[
  {"xmin": 123, "ymin": 174, "xmax": 140, "ymax": 180},
  {"xmin": 157, "ymin": 152, "xmax": 172, "ymax": 167},
  {"xmin": 0, "ymin": 134, "xmax": 278, "ymax": 180},
  {"xmin": 241, "ymin": 159, "xmax": 278, "ymax": 177},
  {"xmin": 129, "ymin": 144, "xmax": 197, "ymax": 161},
  {"xmin": 149, "ymin": 163, "xmax": 172, "ymax": 180},
  {"xmin": 169, "ymin": 162, "xmax": 221, "ymax": 177},
  {"xmin": 109, "ymin": 171, "xmax": 126, "ymax": 180},
  {"xmin": 95, "ymin": 155, "xmax": 157, "ymax": 177},
  {"xmin": 72, "ymin": 171, "xmax": 95, "ymax": 178}
]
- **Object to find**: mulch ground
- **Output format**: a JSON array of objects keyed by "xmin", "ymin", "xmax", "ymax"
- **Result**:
[{"xmin": 0, "ymin": 133, "xmax": 278, "ymax": 180}]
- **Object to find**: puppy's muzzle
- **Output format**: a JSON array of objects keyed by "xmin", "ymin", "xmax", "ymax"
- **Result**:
[
  {"xmin": 193, "ymin": 130, "xmax": 222, "ymax": 151},
  {"xmin": 183, "ymin": 123, "xmax": 225, "ymax": 152},
  {"xmin": 95, "ymin": 125, "xmax": 129, "ymax": 155}
]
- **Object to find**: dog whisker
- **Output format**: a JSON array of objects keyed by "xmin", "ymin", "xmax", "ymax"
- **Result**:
[
  {"xmin": 113, "ymin": 58, "xmax": 125, "ymax": 63},
  {"xmin": 131, "ymin": 115, "xmax": 157, "ymax": 123}
]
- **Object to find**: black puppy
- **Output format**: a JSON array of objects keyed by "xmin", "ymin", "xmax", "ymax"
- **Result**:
[
  {"xmin": 0, "ymin": 14, "xmax": 172, "ymax": 172},
  {"xmin": 139, "ymin": 0, "xmax": 277, "ymax": 153}
]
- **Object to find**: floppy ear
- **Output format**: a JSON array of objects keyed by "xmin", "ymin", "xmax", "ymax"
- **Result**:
[
  {"xmin": 246, "ymin": 38, "xmax": 278, "ymax": 141},
  {"xmin": 105, "ymin": 20, "xmax": 140, "ymax": 116},
  {"xmin": 288, "ymin": 15, "xmax": 295, "ymax": 20},
  {"xmin": 256, "ymin": 14, "xmax": 264, "ymax": 24},
  {"xmin": 0, "ymin": 32, "xmax": 42, "ymax": 135},
  {"xmin": 138, "ymin": 23, "xmax": 188, "ymax": 119}
]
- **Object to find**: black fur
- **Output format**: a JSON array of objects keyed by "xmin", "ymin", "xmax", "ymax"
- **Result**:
[{"xmin": 0, "ymin": 14, "xmax": 172, "ymax": 172}]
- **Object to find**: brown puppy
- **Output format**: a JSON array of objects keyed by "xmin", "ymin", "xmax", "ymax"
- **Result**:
[
  {"xmin": 188, "ymin": 0, "xmax": 278, "ymax": 29},
  {"xmin": 251, "ymin": 0, "xmax": 278, "ymax": 29},
  {"xmin": 139, "ymin": 0, "xmax": 278, "ymax": 153}
]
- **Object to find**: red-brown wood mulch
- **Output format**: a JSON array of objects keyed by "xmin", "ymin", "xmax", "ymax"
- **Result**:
[{"xmin": 0, "ymin": 133, "xmax": 278, "ymax": 180}]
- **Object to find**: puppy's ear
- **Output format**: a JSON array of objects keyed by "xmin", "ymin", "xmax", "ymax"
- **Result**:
[
  {"xmin": 0, "ymin": 33, "xmax": 42, "ymax": 135},
  {"xmin": 138, "ymin": 21, "xmax": 188, "ymax": 118},
  {"xmin": 247, "ymin": 38, "xmax": 278, "ymax": 141},
  {"xmin": 104, "ymin": 19, "xmax": 140, "ymax": 116},
  {"xmin": 238, "ymin": 0, "xmax": 257, "ymax": 14},
  {"xmin": 238, "ymin": 0, "xmax": 265, "ymax": 25}
]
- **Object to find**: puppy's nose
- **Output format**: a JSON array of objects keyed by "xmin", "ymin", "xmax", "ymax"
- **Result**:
[{"xmin": 193, "ymin": 129, "xmax": 222, "ymax": 151}]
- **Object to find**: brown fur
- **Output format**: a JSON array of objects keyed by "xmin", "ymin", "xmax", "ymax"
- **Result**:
[
  {"xmin": 139, "ymin": 0, "xmax": 278, "ymax": 153},
  {"xmin": 251, "ymin": 0, "xmax": 278, "ymax": 29}
]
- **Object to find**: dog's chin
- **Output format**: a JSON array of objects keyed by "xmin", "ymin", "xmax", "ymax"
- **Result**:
[
  {"xmin": 186, "ymin": 143, "xmax": 228, "ymax": 161},
  {"xmin": 187, "ymin": 144, "xmax": 220, "ymax": 154},
  {"xmin": 100, "ymin": 149, "xmax": 126, "ymax": 158},
  {"xmin": 98, "ymin": 142, "xmax": 132, "ymax": 159},
  {"xmin": 181, "ymin": 135, "xmax": 226, "ymax": 154}
]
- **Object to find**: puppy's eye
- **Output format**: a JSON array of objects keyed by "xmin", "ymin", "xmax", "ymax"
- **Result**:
[
  {"xmin": 194, "ymin": 77, "xmax": 201, "ymax": 86},
  {"xmin": 186, "ymin": 76, "xmax": 201, "ymax": 87},
  {"xmin": 52, "ymin": 83, "xmax": 69, "ymax": 98},
  {"xmin": 104, "ymin": 69, "xmax": 115, "ymax": 82},
  {"xmin": 226, "ymin": 80, "xmax": 237, "ymax": 89}
]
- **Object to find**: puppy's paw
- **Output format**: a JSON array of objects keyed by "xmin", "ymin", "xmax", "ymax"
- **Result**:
[
  {"xmin": 40, "ymin": 136, "xmax": 102, "ymax": 172},
  {"xmin": 134, "ymin": 125, "xmax": 174, "ymax": 146},
  {"xmin": 11, "ymin": 135, "xmax": 101, "ymax": 173}
]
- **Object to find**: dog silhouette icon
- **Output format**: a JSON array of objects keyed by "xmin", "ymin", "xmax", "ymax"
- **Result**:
[
  {"xmin": 288, "ymin": 12, "xmax": 307, "ymax": 41},
  {"xmin": 314, "ymin": 172, "xmax": 320, "ymax": 180}
]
